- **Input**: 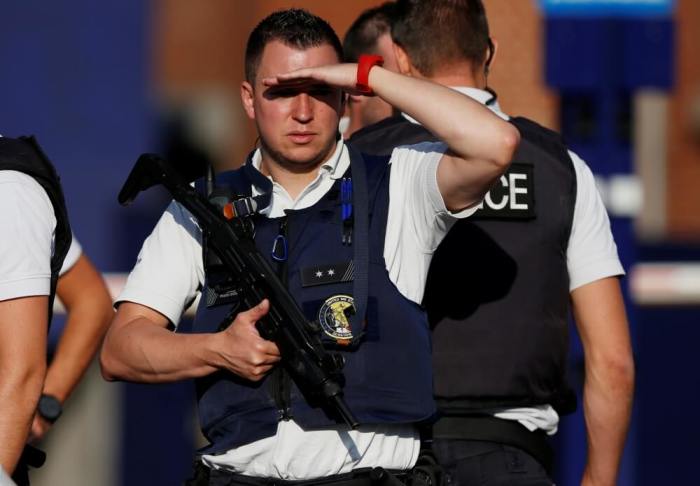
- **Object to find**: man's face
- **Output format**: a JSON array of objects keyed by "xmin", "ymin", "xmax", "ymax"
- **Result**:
[{"xmin": 241, "ymin": 40, "xmax": 344, "ymax": 172}]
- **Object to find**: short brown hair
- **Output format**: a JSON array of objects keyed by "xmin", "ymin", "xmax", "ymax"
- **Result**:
[
  {"xmin": 245, "ymin": 9, "xmax": 343, "ymax": 83},
  {"xmin": 343, "ymin": 2, "xmax": 397, "ymax": 63},
  {"xmin": 391, "ymin": 0, "xmax": 490, "ymax": 76}
]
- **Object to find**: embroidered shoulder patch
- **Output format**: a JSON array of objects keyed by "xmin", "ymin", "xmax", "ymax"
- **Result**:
[{"xmin": 318, "ymin": 294, "xmax": 355, "ymax": 344}]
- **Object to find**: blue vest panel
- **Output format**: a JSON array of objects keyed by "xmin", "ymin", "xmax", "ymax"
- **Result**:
[{"xmin": 189, "ymin": 150, "xmax": 435, "ymax": 454}]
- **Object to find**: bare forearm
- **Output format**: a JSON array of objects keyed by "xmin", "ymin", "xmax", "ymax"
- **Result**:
[
  {"xmin": 49, "ymin": 253, "xmax": 114, "ymax": 401},
  {"xmin": 43, "ymin": 306, "xmax": 113, "ymax": 403},
  {"xmin": 572, "ymin": 278, "xmax": 635, "ymax": 486},
  {"xmin": 582, "ymin": 357, "xmax": 635, "ymax": 485},
  {"xmin": 102, "ymin": 300, "xmax": 279, "ymax": 384},
  {"xmin": 101, "ymin": 317, "xmax": 218, "ymax": 383},
  {"xmin": 368, "ymin": 67, "xmax": 518, "ymax": 166},
  {"xmin": 0, "ymin": 296, "xmax": 48, "ymax": 470},
  {"xmin": 0, "ymin": 372, "xmax": 45, "ymax": 473}
]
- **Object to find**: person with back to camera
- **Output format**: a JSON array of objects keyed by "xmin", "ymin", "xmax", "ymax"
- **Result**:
[
  {"xmin": 349, "ymin": 1, "xmax": 635, "ymax": 485},
  {"xmin": 0, "ymin": 135, "xmax": 72, "ymax": 485},
  {"xmin": 341, "ymin": 2, "xmax": 399, "ymax": 139},
  {"xmin": 1, "ymin": 134, "xmax": 112, "ymax": 486}
]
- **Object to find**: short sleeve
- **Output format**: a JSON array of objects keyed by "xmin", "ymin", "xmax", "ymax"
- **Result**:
[
  {"xmin": 383, "ymin": 142, "xmax": 471, "ymax": 303},
  {"xmin": 116, "ymin": 201, "xmax": 205, "ymax": 327},
  {"xmin": 0, "ymin": 171, "xmax": 56, "ymax": 300},
  {"xmin": 567, "ymin": 152, "xmax": 625, "ymax": 291},
  {"xmin": 59, "ymin": 233, "xmax": 83, "ymax": 276}
]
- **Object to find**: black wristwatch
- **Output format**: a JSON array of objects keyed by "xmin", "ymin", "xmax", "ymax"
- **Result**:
[{"xmin": 37, "ymin": 394, "xmax": 62, "ymax": 423}]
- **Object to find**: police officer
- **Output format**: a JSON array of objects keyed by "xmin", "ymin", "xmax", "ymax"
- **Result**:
[
  {"xmin": 349, "ymin": 1, "xmax": 635, "ymax": 485},
  {"xmin": 0, "ymin": 136, "xmax": 72, "ymax": 484},
  {"xmin": 0, "ymin": 136, "xmax": 112, "ymax": 485},
  {"xmin": 100, "ymin": 8, "xmax": 518, "ymax": 485},
  {"xmin": 341, "ymin": 2, "xmax": 399, "ymax": 139}
]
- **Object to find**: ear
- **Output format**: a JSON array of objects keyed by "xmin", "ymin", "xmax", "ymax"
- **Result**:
[
  {"xmin": 485, "ymin": 37, "xmax": 498, "ymax": 74},
  {"xmin": 241, "ymin": 81, "xmax": 255, "ymax": 120},
  {"xmin": 392, "ymin": 43, "xmax": 413, "ymax": 76}
]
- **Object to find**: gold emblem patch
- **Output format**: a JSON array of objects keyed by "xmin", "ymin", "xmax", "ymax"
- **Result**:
[{"xmin": 318, "ymin": 295, "xmax": 355, "ymax": 344}]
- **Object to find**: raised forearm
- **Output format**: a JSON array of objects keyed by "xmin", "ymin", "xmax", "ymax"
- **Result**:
[
  {"xmin": 368, "ymin": 67, "xmax": 518, "ymax": 167},
  {"xmin": 266, "ymin": 63, "xmax": 518, "ymax": 169}
]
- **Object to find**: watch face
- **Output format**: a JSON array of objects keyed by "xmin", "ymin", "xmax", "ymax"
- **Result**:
[{"xmin": 38, "ymin": 395, "xmax": 62, "ymax": 422}]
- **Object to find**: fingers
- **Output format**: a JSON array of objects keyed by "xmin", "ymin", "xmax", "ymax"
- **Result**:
[
  {"xmin": 261, "ymin": 67, "xmax": 313, "ymax": 85},
  {"xmin": 247, "ymin": 364, "xmax": 276, "ymax": 381},
  {"xmin": 28, "ymin": 416, "xmax": 49, "ymax": 444},
  {"xmin": 262, "ymin": 75, "xmax": 314, "ymax": 88},
  {"xmin": 234, "ymin": 346, "xmax": 280, "ymax": 382},
  {"xmin": 276, "ymin": 68, "xmax": 314, "ymax": 81},
  {"xmin": 239, "ymin": 299, "xmax": 270, "ymax": 323},
  {"xmin": 262, "ymin": 66, "xmax": 331, "ymax": 87},
  {"xmin": 229, "ymin": 299, "xmax": 277, "ymax": 355},
  {"xmin": 250, "ymin": 328, "xmax": 281, "ymax": 358},
  {"xmin": 217, "ymin": 299, "xmax": 281, "ymax": 381}
]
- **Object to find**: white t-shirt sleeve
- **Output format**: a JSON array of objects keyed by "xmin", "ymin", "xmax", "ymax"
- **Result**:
[
  {"xmin": 567, "ymin": 151, "xmax": 625, "ymax": 291},
  {"xmin": 59, "ymin": 233, "xmax": 83, "ymax": 276},
  {"xmin": 0, "ymin": 171, "xmax": 56, "ymax": 300},
  {"xmin": 116, "ymin": 200, "xmax": 205, "ymax": 327},
  {"xmin": 383, "ymin": 142, "xmax": 478, "ymax": 303}
]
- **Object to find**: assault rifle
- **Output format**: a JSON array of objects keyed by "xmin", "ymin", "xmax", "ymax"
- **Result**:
[{"xmin": 118, "ymin": 154, "xmax": 358, "ymax": 428}]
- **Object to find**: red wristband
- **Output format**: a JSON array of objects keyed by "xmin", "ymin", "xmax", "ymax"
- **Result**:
[{"xmin": 356, "ymin": 54, "xmax": 384, "ymax": 95}]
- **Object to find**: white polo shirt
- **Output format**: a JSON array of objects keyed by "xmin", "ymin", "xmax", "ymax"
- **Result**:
[
  {"xmin": 0, "ymin": 151, "xmax": 83, "ymax": 303},
  {"xmin": 0, "ymin": 170, "xmax": 56, "ymax": 301},
  {"xmin": 118, "ymin": 140, "xmax": 477, "ymax": 479}
]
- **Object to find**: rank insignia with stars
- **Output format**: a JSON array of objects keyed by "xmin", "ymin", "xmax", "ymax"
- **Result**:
[
  {"xmin": 300, "ymin": 261, "xmax": 354, "ymax": 287},
  {"xmin": 318, "ymin": 294, "xmax": 355, "ymax": 344}
]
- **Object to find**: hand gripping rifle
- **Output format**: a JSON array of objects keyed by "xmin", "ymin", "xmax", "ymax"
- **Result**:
[{"xmin": 118, "ymin": 154, "xmax": 358, "ymax": 429}]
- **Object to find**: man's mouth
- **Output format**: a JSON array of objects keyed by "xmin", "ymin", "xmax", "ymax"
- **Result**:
[{"xmin": 288, "ymin": 132, "xmax": 316, "ymax": 144}]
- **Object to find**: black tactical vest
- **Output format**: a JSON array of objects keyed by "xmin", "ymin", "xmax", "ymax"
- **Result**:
[
  {"xmin": 0, "ymin": 136, "xmax": 72, "ymax": 324},
  {"xmin": 349, "ymin": 115, "xmax": 578, "ymax": 415}
]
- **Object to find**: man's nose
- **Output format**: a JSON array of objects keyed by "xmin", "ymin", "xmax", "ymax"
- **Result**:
[{"xmin": 292, "ymin": 93, "xmax": 313, "ymax": 123}]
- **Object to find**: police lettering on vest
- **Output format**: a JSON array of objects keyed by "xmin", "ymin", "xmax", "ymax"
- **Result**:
[{"xmin": 473, "ymin": 163, "xmax": 535, "ymax": 219}]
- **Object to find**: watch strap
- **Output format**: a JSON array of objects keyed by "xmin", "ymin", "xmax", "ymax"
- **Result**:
[
  {"xmin": 356, "ymin": 54, "xmax": 384, "ymax": 95},
  {"xmin": 37, "ymin": 394, "xmax": 62, "ymax": 423}
]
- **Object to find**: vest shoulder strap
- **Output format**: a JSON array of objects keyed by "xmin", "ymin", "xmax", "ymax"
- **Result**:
[
  {"xmin": 349, "ymin": 116, "xmax": 436, "ymax": 156},
  {"xmin": 0, "ymin": 136, "xmax": 72, "ymax": 323},
  {"xmin": 509, "ymin": 116, "xmax": 574, "ymax": 169}
]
